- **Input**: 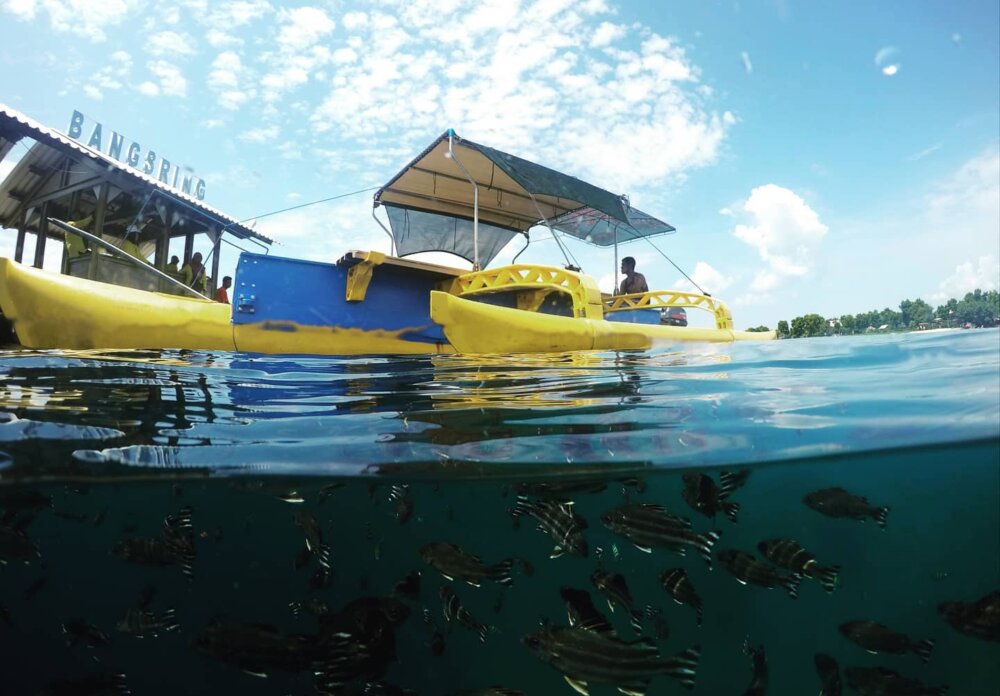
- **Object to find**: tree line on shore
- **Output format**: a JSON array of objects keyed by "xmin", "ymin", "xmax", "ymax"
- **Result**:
[{"xmin": 745, "ymin": 289, "xmax": 1000, "ymax": 338}]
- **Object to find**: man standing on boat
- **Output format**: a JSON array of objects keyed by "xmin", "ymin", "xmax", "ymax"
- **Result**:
[{"xmin": 619, "ymin": 256, "xmax": 649, "ymax": 295}]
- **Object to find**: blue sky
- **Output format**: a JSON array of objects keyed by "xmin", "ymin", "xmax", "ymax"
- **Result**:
[{"xmin": 1, "ymin": 0, "xmax": 997, "ymax": 329}]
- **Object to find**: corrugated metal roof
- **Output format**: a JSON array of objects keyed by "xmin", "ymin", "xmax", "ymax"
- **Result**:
[{"xmin": 0, "ymin": 104, "xmax": 272, "ymax": 245}]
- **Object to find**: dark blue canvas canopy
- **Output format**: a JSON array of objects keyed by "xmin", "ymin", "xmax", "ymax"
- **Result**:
[{"xmin": 374, "ymin": 131, "xmax": 675, "ymax": 265}]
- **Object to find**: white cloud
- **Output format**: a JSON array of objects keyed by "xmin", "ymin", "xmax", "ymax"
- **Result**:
[
  {"xmin": 342, "ymin": 11, "xmax": 367, "ymax": 30},
  {"xmin": 3, "ymin": 0, "xmax": 35, "ymax": 20},
  {"xmin": 673, "ymin": 261, "xmax": 733, "ymax": 295},
  {"xmin": 146, "ymin": 60, "xmax": 188, "ymax": 97},
  {"xmin": 276, "ymin": 6, "xmax": 335, "ymax": 51},
  {"xmin": 206, "ymin": 0, "xmax": 272, "ymax": 27},
  {"xmin": 733, "ymin": 184, "xmax": 828, "ymax": 291},
  {"xmin": 255, "ymin": 196, "xmax": 385, "ymax": 257},
  {"xmin": 206, "ymin": 29, "xmax": 241, "ymax": 48},
  {"xmin": 932, "ymin": 255, "xmax": 1000, "ymax": 302},
  {"xmin": 926, "ymin": 148, "xmax": 999, "ymax": 220},
  {"xmin": 590, "ymin": 21, "xmax": 625, "ymax": 47},
  {"xmin": 258, "ymin": 6, "xmax": 336, "ymax": 101},
  {"xmin": 3, "ymin": 0, "xmax": 140, "ymax": 42},
  {"xmin": 137, "ymin": 81, "xmax": 159, "ymax": 96},
  {"xmin": 239, "ymin": 125, "xmax": 279, "ymax": 143},
  {"xmin": 740, "ymin": 50, "xmax": 753, "ymax": 74},
  {"xmin": 309, "ymin": 1, "xmax": 731, "ymax": 193},
  {"xmin": 208, "ymin": 51, "xmax": 254, "ymax": 109},
  {"xmin": 906, "ymin": 142, "xmax": 942, "ymax": 162},
  {"xmin": 83, "ymin": 50, "xmax": 132, "ymax": 99},
  {"xmin": 147, "ymin": 30, "xmax": 196, "ymax": 57}
]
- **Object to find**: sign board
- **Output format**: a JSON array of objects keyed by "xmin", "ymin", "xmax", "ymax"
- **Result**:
[{"xmin": 67, "ymin": 110, "xmax": 207, "ymax": 200}]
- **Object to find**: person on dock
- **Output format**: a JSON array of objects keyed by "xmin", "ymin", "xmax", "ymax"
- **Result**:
[
  {"xmin": 181, "ymin": 253, "xmax": 208, "ymax": 293},
  {"xmin": 117, "ymin": 227, "xmax": 148, "ymax": 264},
  {"xmin": 215, "ymin": 276, "xmax": 232, "ymax": 304},
  {"xmin": 619, "ymin": 256, "xmax": 648, "ymax": 295},
  {"xmin": 166, "ymin": 255, "xmax": 180, "ymax": 273},
  {"xmin": 64, "ymin": 214, "xmax": 93, "ymax": 258}
]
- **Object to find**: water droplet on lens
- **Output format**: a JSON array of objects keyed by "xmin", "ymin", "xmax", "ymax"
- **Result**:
[{"xmin": 874, "ymin": 46, "xmax": 901, "ymax": 76}]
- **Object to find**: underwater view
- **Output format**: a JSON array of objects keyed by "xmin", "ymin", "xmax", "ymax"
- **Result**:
[{"xmin": 0, "ymin": 329, "xmax": 998, "ymax": 695}]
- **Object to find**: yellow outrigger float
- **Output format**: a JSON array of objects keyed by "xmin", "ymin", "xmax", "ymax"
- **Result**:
[{"xmin": 0, "ymin": 117, "xmax": 773, "ymax": 354}]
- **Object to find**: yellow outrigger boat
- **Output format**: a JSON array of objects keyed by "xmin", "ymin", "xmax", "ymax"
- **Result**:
[{"xmin": 0, "ymin": 117, "xmax": 773, "ymax": 354}]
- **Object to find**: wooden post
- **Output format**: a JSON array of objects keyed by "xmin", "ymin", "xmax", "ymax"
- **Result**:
[
  {"xmin": 209, "ymin": 226, "xmax": 221, "ymax": 295},
  {"xmin": 88, "ymin": 182, "xmax": 109, "ymax": 280},
  {"xmin": 33, "ymin": 202, "xmax": 48, "ymax": 268},
  {"xmin": 14, "ymin": 209, "xmax": 27, "ymax": 263}
]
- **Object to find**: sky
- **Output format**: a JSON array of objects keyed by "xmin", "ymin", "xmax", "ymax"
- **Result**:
[{"xmin": 0, "ymin": 0, "xmax": 997, "ymax": 329}]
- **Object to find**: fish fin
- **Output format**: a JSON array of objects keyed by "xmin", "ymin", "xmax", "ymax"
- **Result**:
[
  {"xmin": 873, "ymin": 506, "xmax": 890, "ymax": 530},
  {"xmin": 696, "ymin": 530, "xmax": 722, "ymax": 568},
  {"xmin": 478, "ymin": 624, "xmax": 489, "ymax": 644},
  {"xmin": 550, "ymin": 547, "xmax": 565, "ymax": 559},
  {"xmin": 441, "ymin": 573, "xmax": 454, "ymax": 581},
  {"xmin": 814, "ymin": 565, "xmax": 841, "ymax": 593},
  {"xmin": 718, "ymin": 470, "xmax": 746, "ymax": 495},
  {"xmin": 490, "ymin": 559, "xmax": 515, "ymax": 586},
  {"xmin": 465, "ymin": 580, "xmax": 481, "ymax": 588},
  {"xmin": 564, "ymin": 676, "xmax": 589, "ymax": 696},
  {"xmin": 317, "ymin": 543, "xmax": 332, "ymax": 570},
  {"xmin": 914, "ymin": 638, "xmax": 936, "ymax": 664},
  {"xmin": 241, "ymin": 670, "xmax": 269, "ymax": 679},
  {"xmin": 665, "ymin": 645, "xmax": 701, "ymax": 690},
  {"xmin": 785, "ymin": 573, "xmax": 804, "ymax": 599},
  {"xmin": 628, "ymin": 612, "xmax": 644, "ymax": 634},
  {"xmin": 723, "ymin": 502, "xmax": 739, "ymax": 524},
  {"xmin": 607, "ymin": 600, "xmax": 615, "ymax": 613},
  {"xmin": 633, "ymin": 544, "xmax": 652, "ymax": 553},
  {"xmin": 617, "ymin": 685, "xmax": 648, "ymax": 696}
]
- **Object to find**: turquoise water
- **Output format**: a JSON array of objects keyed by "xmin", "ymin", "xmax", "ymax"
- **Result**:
[{"xmin": 0, "ymin": 329, "xmax": 997, "ymax": 694}]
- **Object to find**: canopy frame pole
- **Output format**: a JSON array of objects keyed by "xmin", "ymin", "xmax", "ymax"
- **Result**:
[
  {"xmin": 613, "ymin": 226, "xmax": 619, "ymax": 294},
  {"xmin": 371, "ymin": 204, "xmax": 396, "ymax": 256},
  {"xmin": 526, "ymin": 192, "xmax": 576, "ymax": 270},
  {"xmin": 447, "ymin": 131, "xmax": 480, "ymax": 270}
]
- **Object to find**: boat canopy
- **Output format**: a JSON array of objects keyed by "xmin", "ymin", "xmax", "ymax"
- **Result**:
[{"xmin": 374, "ymin": 130, "xmax": 675, "ymax": 266}]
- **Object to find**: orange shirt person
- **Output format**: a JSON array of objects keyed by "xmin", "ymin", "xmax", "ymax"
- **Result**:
[
  {"xmin": 214, "ymin": 276, "xmax": 232, "ymax": 304},
  {"xmin": 619, "ymin": 256, "xmax": 648, "ymax": 295}
]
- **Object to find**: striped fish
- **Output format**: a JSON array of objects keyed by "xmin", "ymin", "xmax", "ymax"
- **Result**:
[
  {"xmin": 419, "ymin": 542, "xmax": 518, "ymax": 587},
  {"xmin": 600, "ymin": 503, "xmax": 721, "ymax": 568},
  {"xmin": 116, "ymin": 608, "xmax": 180, "ymax": 638},
  {"xmin": 658, "ymin": 568, "xmax": 704, "ymax": 626},
  {"xmin": 716, "ymin": 550, "xmax": 802, "ymax": 599},
  {"xmin": 757, "ymin": 538, "xmax": 840, "ymax": 593},
  {"xmin": 559, "ymin": 586, "xmax": 615, "ymax": 635},
  {"xmin": 681, "ymin": 473, "xmax": 740, "ymax": 524},
  {"xmin": 440, "ymin": 586, "xmax": 489, "ymax": 643},
  {"xmin": 509, "ymin": 496, "xmax": 588, "ymax": 558},
  {"xmin": 742, "ymin": 638, "xmax": 768, "ymax": 696},
  {"xmin": 523, "ymin": 625, "xmax": 700, "ymax": 694},
  {"xmin": 838, "ymin": 621, "xmax": 936, "ymax": 663},
  {"xmin": 814, "ymin": 653, "xmax": 841, "ymax": 696},
  {"xmin": 591, "ymin": 569, "xmax": 644, "ymax": 635}
]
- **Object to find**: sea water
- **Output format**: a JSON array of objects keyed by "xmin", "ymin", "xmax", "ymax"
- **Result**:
[{"xmin": 0, "ymin": 329, "xmax": 997, "ymax": 695}]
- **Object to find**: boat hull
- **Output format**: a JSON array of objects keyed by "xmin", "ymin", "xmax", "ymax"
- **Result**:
[
  {"xmin": 0, "ymin": 257, "xmax": 236, "ymax": 351},
  {"xmin": 429, "ymin": 291, "xmax": 776, "ymax": 353},
  {"xmin": 0, "ymin": 257, "xmax": 775, "ymax": 355},
  {"xmin": 0, "ymin": 258, "xmax": 452, "ymax": 355}
]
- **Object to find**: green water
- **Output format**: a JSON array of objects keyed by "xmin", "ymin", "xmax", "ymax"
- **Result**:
[{"xmin": 0, "ymin": 440, "xmax": 996, "ymax": 694}]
